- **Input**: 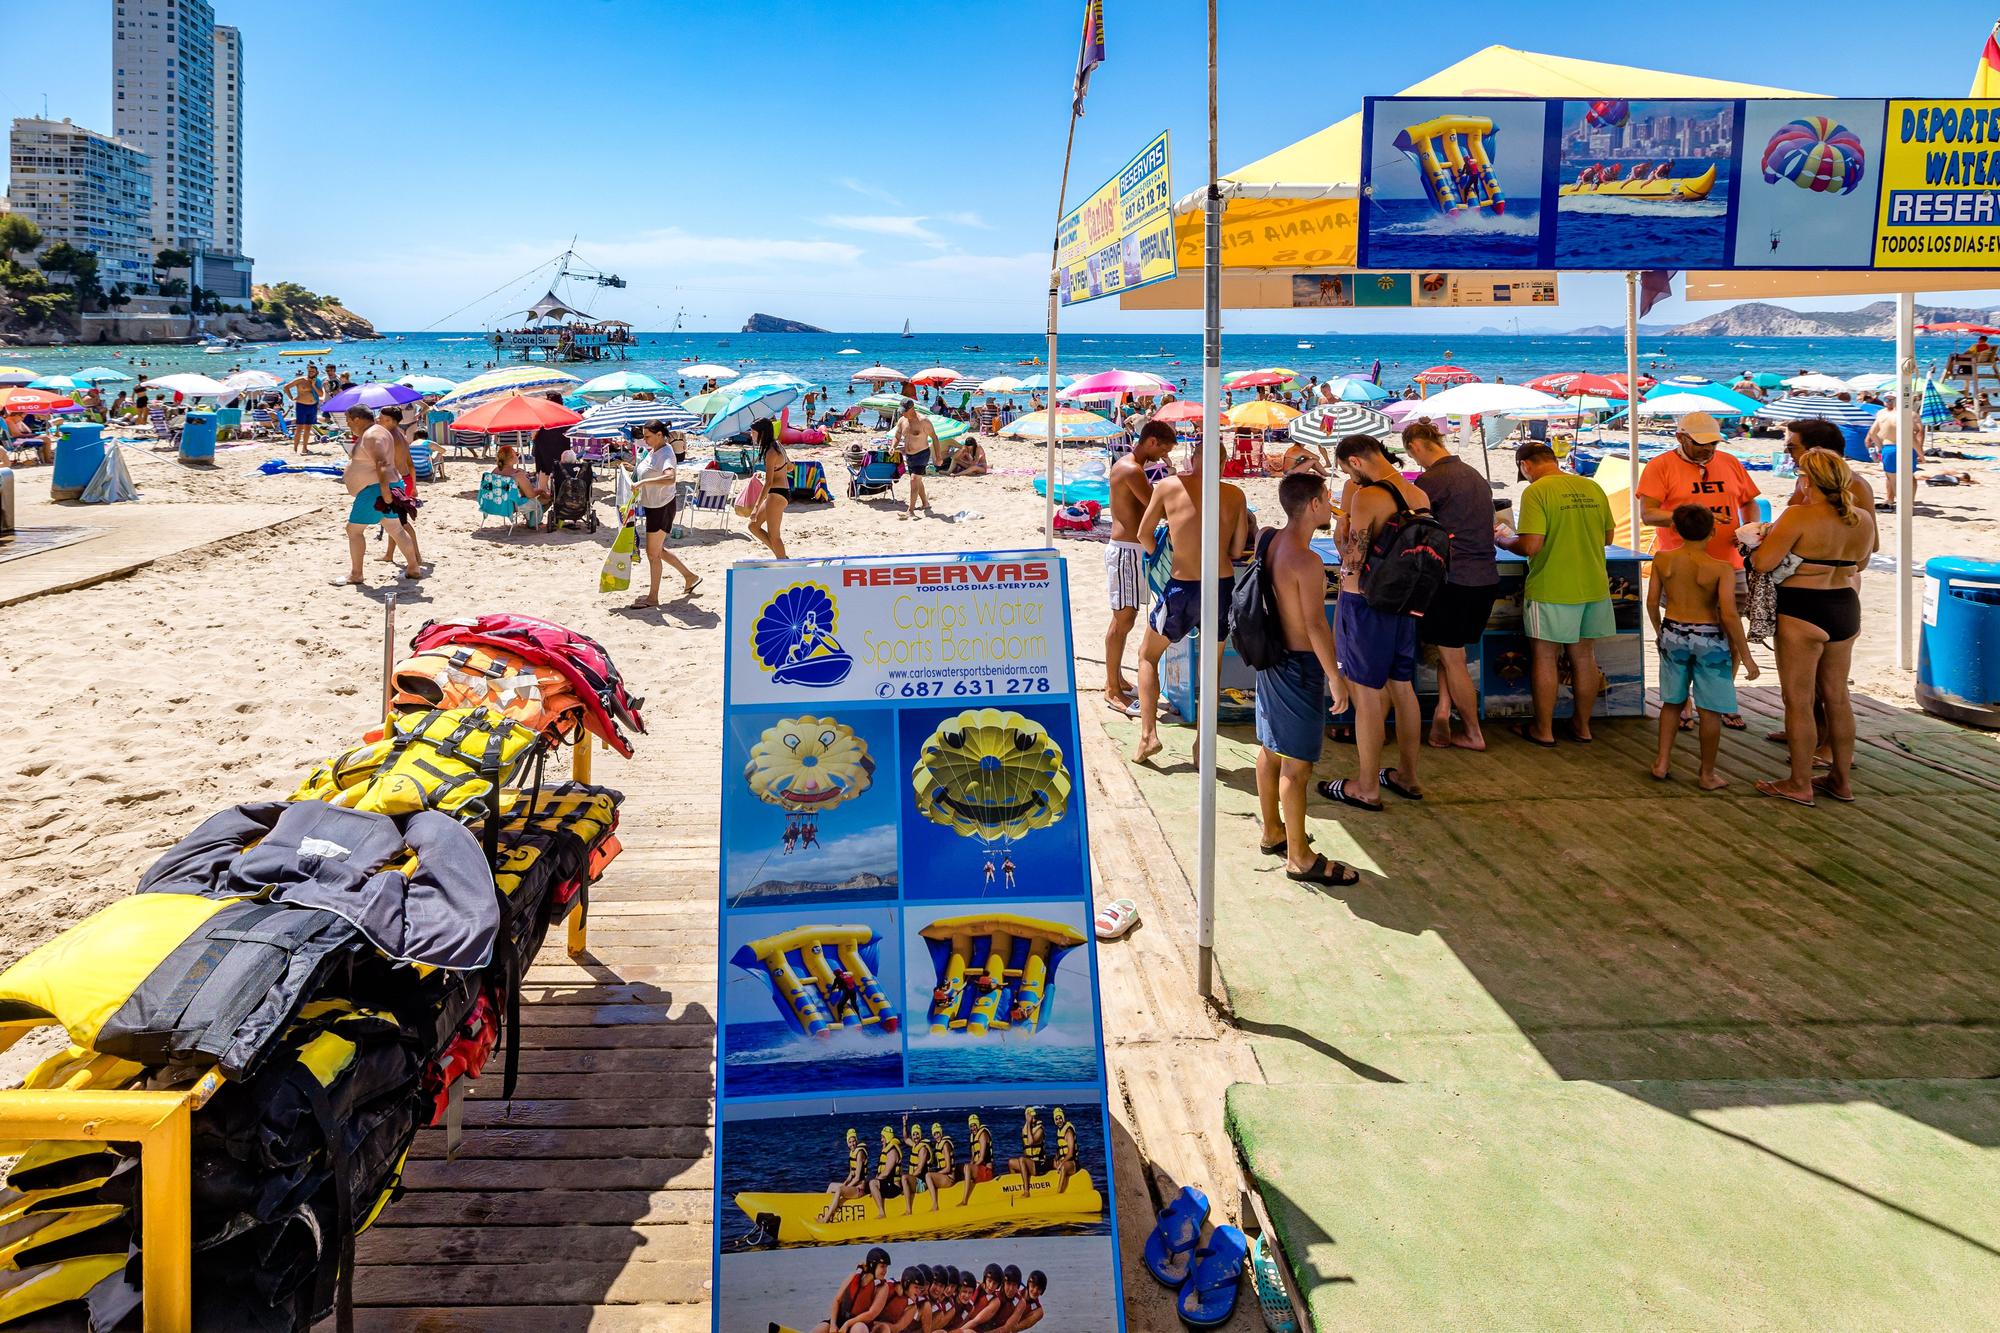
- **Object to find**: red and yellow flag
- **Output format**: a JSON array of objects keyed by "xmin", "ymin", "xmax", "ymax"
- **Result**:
[{"xmin": 1972, "ymin": 21, "xmax": 2000, "ymax": 97}]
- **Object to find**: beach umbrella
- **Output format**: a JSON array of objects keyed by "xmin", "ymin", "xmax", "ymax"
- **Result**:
[
  {"xmin": 1224, "ymin": 400, "xmax": 1301, "ymax": 430},
  {"xmin": 436, "ymin": 365, "xmax": 581, "ymax": 408},
  {"xmin": 322, "ymin": 381, "xmax": 425, "ymax": 413},
  {"xmin": 1916, "ymin": 321, "xmax": 2000, "ymax": 334},
  {"xmin": 1754, "ymin": 395, "xmax": 1877, "ymax": 426},
  {"xmin": 1639, "ymin": 393, "xmax": 1747, "ymax": 417},
  {"xmin": 1604, "ymin": 372, "xmax": 1658, "ymax": 396},
  {"xmin": 222, "ymin": 369, "xmax": 283, "ymax": 391},
  {"xmin": 1151, "ymin": 400, "xmax": 1207, "ymax": 424},
  {"xmin": 858, "ymin": 393, "xmax": 914, "ymax": 412},
  {"xmin": 28, "ymin": 375, "xmax": 83, "ymax": 391},
  {"xmin": 1414, "ymin": 364, "xmax": 1478, "ymax": 388},
  {"xmin": 998, "ymin": 407, "xmax": 1121, "ymax": 440},
  {"xmin": 1014, "ymin": 372, "xmax": 1076, "ymax": 392},
  {"xmin": 941, "ymin": 377, "xmax": 982, "ymax": 395},
  {"xmin": 910, "ymin": 366, "xmax": 962, "ymax": 386},
  {"xmin": 977, "ymin": 374, "xmax": 1029, "ymax": 393},
  {"xmin": 850, "ymin": 365, "xmax": 908, "ymax": 384},
  {"xmin": 577, "ymin": 369, "xmax": 667, "ymax": 395},
  {"xmin": 140, "ymin": 372, "xmax": 233, "ymax": 397},
  {"xmin": 571, "ymin": 399, "xmax": 701, "ymax": 437},
  {"xmin": 1318, "ymin": 376, "xmax": 1389, "ymax": 402},
  {"xmin": 703, "ymin": 383, "xmax": 800, "ymax": 439},
  {"xmin": 396, "ymin": 373, "xmax": 459, "ymax": 394},
  {"xmin": 0, "ymin": 367, "xmax": 36, "ymax": 386},
  {"xmin": 1746, "ymin": 372, "xmax": 1785, "ymax": 389},
  {"xmin": 1290, "ymin": 401, "xmax": 1397, "ymax": 447},
  {"xmin": 0, "ymin": 387, "xmax": 78, "ymax": 413},
  {"xmin": 70, "ymin": 366, "xmax": 134, "ymax": 384},
  {"xmin": 450, "ymin": 393, "xmax": 583, "ymax": 433},
  {"xmin": 1063, "ymin": 369, "xmax": 1174, "ymax": 399},
  {"xmin": 1643, "ymin": 380, "xmax": 1763, "ymax": 417},
  {"xmin": 731, "ymin": 371, "xmax": 817, "ymax": 393},
  {"xmin": 1526, "ymin": 371, "xmax": 1628, "ymax": 398},
  {"xmin": 680, "ymin": 389, "xmax": 734, "ymax": 415},
  {"xmin": 923, "ymin": 411, "xmax": 969, "ymax": 442},
  {"xmin": 836, "ymin": 347, "xmax": 862, "ymax": 355},
  {"xmin": 1409, "ymin": 382, "xmax": 1566, "ymax": 417},
  {"xmin": 681, "ymin": 363, "xmax": 738, "ymax": 380},
  {"xmin": 1506, "ymin": 396, "xmax": 1618, "ymax": 419},
  {"xmin": 1223, "ymin": 369, "xmax": 1289, "ymax": 390},
  {"xmin": 1844, "ymin": 372, "xmax": 1897, "ymax": 392},
  {"xmin": 1783, "ymin": 372, "xmax": 1850, "ymax": 392}
]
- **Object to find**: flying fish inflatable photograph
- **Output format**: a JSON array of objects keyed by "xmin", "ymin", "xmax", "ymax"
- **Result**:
[
  {"xmin": 731, "ymin": 923, "xmax": 900, "ymax": 1039},
  {"xmin": 922, "ymin": 912, "xmax": 1086, "ymax": 1037},
  {"xmin": 1394, "ymin": 114, "xmax": 1509, "ymax": 215}
]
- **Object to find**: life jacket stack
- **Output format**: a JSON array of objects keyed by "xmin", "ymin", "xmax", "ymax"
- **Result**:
[{"xmin": 0, "ymin": 614, "xmax": 638, "ymax": 1332}]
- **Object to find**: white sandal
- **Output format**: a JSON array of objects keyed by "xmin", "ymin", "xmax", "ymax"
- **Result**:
[{"xmin": 1094, "ymin": 897, "xmax": 1139, "ymax": 940}]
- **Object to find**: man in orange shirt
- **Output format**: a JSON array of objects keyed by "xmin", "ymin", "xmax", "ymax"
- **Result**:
[{"xmin": 1638, "ymin": 410, "xmax": 1761, "ymax": 731}]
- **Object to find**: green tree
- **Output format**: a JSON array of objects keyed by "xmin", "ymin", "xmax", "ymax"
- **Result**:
[
  {"xmin": 39, "ymin": 242, "xmax": 104, "ymax": 309},
  {"xmin": 0, "ymin": 213, "xmax": 42, "ymax": 262},
  {"xmin": 106, "ymin": 282, "xmax": 132, "ymax": 309},
  {"xmin": 159, "ymin": 277, "xmax": 189, "ymax": 298},
  {"xmin": 154, "ymin": 247, "xmax": 192, "ymax": 270}
]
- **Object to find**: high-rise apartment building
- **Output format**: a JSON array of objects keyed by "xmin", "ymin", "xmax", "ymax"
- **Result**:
[
  {"xmin": 210, "ymin": 24, "xmax": 241, "ymax": 255},
  {"xmin": 112, "ymin": 0, "xmax": 216, "ymax": 258},
  {"xmin": 5, "ymin": 117, "xmax": 156, "ymax": 291}
]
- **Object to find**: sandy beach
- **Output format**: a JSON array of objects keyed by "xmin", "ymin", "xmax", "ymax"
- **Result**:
[{"xmin": 2, "ymin": 419, "xmax": 1995, "ymax": 998}]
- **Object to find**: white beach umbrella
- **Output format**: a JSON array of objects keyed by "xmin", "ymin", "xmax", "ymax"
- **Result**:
[
  {"xmin": 222, "ymin": 369, "xmax": 283, "ymax": 391},
  {"xmin": 977, "ymin": 374, "xmax": 1029, "ymax": 393},
  {"xmin": 1844, "ymin": 372, "xmax": 1897, "ymax": 392},
  {"xmin": 1782, "ymin": 373, "xmax": 1851, "ymax": 392},
  {"xmin": 1639, "ymin": 392, "xmax": 1746, "ymax": 417},
  {"xmin": 1411, "ymin": 382, "xmax": 1567, "ymax": 417},
  {"xmin": 851, "ymin": 365, "xmax": 908, "ymax": 384},
  {"xmin": 141, "ymin": 372, "xmax": 233, "ymax": 396},
  {"xmin": 681, "ymin": 363, "xmax": 737, "ymax": 380}
]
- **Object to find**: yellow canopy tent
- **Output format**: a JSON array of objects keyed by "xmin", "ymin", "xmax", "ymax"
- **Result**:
[{"xmin": 1123, "ymin": 45, "xmax": 1814, "ymax": 310}]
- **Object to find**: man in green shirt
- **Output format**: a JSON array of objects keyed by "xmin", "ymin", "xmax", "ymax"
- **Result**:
[{"xmin": 1498, "ymin": 442, "xmax": 1616, "ymax": 745}]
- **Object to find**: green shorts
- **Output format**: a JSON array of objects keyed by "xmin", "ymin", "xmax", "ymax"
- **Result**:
[{"xmin": 1524, "ymin": 597, "xmax": 1615, "ymax": 645}]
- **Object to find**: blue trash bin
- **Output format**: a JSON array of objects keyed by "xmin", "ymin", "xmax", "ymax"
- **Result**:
[
  {"xmin": 50, "ymin": 422, "xmax": 106, "ymax": 500},
  {"xmin": 1917, "ymin": 555, "xmax": 2000, "ymax": 729},
  {"xmin": 179, "ymin": 410, "xmax": 216, "ymax": 461}
]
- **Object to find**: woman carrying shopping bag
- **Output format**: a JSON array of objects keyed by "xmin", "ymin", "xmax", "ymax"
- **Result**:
[{"xmin": 631, "ymin": 421, "xmax": 701, "ymax": 606}]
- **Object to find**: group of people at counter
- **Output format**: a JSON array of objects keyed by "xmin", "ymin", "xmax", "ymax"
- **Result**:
[{"xmin": 1103, "ymin": 409, "xmax": 1877, "ymax": 886}]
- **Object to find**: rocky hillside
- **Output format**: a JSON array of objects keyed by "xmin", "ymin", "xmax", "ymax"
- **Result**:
[
  {"xmin": 1666, "ymin": 301, "xmax": 1995, "ymax": 338},
  {"xmin": 232, "ymin": 283, "xmax": 378, "ymax": 341},
  {"xmin": 741, "ymin": 312, "xmax": 829, "ymax": 333}
]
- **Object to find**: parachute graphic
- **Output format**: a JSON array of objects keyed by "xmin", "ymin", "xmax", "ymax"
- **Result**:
[
  {"xmin": 750, "ymin": 584, "xmax": 853, "ymax": 688},
  {"xmin": 911, "ymin": 709, "xmax": 1071, "ymax": 868},
  {"xmin": 745, "ymin": 715, "xmax": 875, "ymax": 852},
  {"xmin": 1585, "ymin": 99, "xmax": 1630, "ymax": 129},
  {"xmin": 1760, "ymin": 117, "xmax": 1865, "ymax": 195}
]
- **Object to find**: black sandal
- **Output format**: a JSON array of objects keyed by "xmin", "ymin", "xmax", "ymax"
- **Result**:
[
  {"xmin": 1286, "ymin": 854, "xmax": 1360, "ymax": 886},
  {"xmin": 1315, "ymin": 778, "xmax": 1383, "ymax": 812},
  {"xmin": 1379, "ymin": 768, "xmax": 1423, "ymax": 801},
  {"xmin": 1259, "ymin": 839, "xmax": 1288, "ymax": 857},
  {"xmin": 1509, "ymin": 721, "xmax": 1558, "ymax": 749}
]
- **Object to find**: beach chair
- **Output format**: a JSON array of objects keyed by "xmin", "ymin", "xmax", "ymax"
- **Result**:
[
  {"xmin": 477, "ymin": 471, "xmax": 540, "ymax": 533},
  {"xmin": 212, "ymin": 407, "xmax": 243, "ymax": 441},
  {"xmin": 713, "ymin": 444, "xmax": 759, "ymax": 476},
  {"xmin": 249, "ymin": 406, "xmax": 282, "ymax": 439},
  {"xmin": 846, "ymin": 448, "xmax": 904, "ymax": 500},
  {"xmin": 147, "ymin": 405, "xmax": 174, "ymax": 445},
  {"xmin": 449, "ymin": 428, "xmax": 492, "ymax": 460},
  {"xmin": 692, "ymin": 466, "xmax": 736, "ymax": 530}
]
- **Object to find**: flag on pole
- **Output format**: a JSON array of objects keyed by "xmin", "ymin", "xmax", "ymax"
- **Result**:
[
  {"xmin": 1639, "ymin": 269, "xmax": 1677, "ymax": 318},
  {"xmin": 1973, "ymin": 21, "xmax": 2000, "ymax": 97},
  {"xmin": 1073, "ymin": 0, "xmax": 1106, "ymax": 115}
]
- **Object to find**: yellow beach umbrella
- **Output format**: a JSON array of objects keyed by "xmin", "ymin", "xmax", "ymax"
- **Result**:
[{"xmin": 1224, "ymin": 401, "xmax": 1301, "ymax": 430}]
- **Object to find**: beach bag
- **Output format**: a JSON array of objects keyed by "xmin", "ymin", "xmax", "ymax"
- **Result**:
[
  {"xmin": 599, "ymin": 517, "xmax": 636, "ymax": 594},
  {"xmin": 1360, "ymin": 480, "xmax": 1450, "ymax": 617},
  {"xmin": 1229, "ymin": 531, "xmax": 1286, "ymax": 671},
  {"xmin": 734, "ymin": 473, "xmax": 765, "ymax": 518}
]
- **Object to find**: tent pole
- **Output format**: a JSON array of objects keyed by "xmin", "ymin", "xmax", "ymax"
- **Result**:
[
  {"xmin": 1895, "ymin": 291, "xmax": 1916, "ymax": 670},
  {"xmin": 1044, "ymin": 111, "xmax": 1081, "ymax": 545},
  {"xmin": 1195, "ymin": 0, "xmax": 1221, "ymax": 1002},
  {"xmin": 1626, "ymin": 271, "xmax": 1641, "ymax": 549}
]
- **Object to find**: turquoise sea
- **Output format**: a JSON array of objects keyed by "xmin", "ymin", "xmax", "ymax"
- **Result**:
[{"xmin": 2, "ymin": 328, "xmax": 1964, "ymax": 398}]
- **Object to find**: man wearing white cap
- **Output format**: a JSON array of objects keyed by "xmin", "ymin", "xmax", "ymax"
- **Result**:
[{"xmin": 1638, "ymin": 409, "xmax": 1761, "ymax": 731}]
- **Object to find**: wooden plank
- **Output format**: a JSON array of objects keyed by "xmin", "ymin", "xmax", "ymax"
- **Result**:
[
  {"xmin": 356, "ymin": 1223, "xmax": 709, "ymax": 1265},
  {"xmin": 353, "ymin": 1262, "xmax": 708, "ymax": 1307},
  {"xmin": 455, "ymin": 1098, "xmax": 711, "ymax": 1128},
  {"xmin": 376, "ymin": 1190, "xmax": 709, "ymax": 1228},
  {"xmin": 408, "ymin": 1127, "xmax": 711, "ymax": 1160},
  {"xmin": 347, "ymin": 1307, "xmax": 707, "ymax": 1332},
  {"xmin": 400, "ymin": 1159, "xmax": 711, "ymax": 1192}
]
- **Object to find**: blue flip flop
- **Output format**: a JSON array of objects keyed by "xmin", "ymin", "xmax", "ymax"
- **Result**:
[
  {"xmin": 1177, "ymin": 1224, "xmax": 1250, "ymax": 1328},
  {"xmin": 1143, "ymin": 1185, "xmax": 1210, "ymax": 1287}
]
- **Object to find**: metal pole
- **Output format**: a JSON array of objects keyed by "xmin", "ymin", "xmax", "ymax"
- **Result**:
[
  {"xmin": 381, "ymin": 593, "xmax": 398, "ymax": 725},
  {"xmin": 1045, "ymin": 113, "xmax": 1081, "ymax": 546},
  {"xmin": 1895, "ymin": 290, "xmax": 1917, "ymax": 670},
  {"xmin": 1195, "ymin": 0, "xmax": 1221, "ymax": 1001},
  {"xmin": 1625, "ymin": 271, "xmax": 1641, "ymax": 550}
]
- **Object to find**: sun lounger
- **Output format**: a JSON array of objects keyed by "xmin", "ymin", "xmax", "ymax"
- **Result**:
[{"xmin": 693, "ymin": 466, "xmax": 736, "ymax": 529}]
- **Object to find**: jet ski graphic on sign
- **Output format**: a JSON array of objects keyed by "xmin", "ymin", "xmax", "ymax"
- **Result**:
[{"xmin": 751, "ymin": 584, "xmax": 854, "ymax": 688}]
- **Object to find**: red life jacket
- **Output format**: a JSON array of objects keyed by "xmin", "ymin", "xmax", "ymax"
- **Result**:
[{"xmin": 411, "ymin": 613, "xmax": 644, "ymax": 756}]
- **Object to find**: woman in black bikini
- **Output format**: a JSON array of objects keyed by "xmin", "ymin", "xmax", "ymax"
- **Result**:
[
  {"xmin": 1751, "ymin": 449, "xmax": 1876, "ymax": 806},
  {"xmin": 746, "ymin": 417, "xmax": 790, "ymax": 559}
]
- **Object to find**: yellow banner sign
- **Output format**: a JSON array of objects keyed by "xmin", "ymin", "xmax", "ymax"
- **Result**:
[
  {"xmin": 1058, "ymin": 131, "xmax": 1176, "ymax": 305},
  {"xmin": 1874, "ymin": 98, "xmax": 2000, "ymax": 268},
  {"xmin": 1172, "ymin": 198, "xmax": 1360, "ymax": 271}
]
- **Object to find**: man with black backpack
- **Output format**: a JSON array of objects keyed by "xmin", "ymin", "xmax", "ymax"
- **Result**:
[{"xmin": 1317, "ymin": 434, "xmax": 1446, "ymax": 812}]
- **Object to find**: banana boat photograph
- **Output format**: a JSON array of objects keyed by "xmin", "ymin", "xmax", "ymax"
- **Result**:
[{"xmin": 1553, "ymin": 97, "xmax": 1738, "ymax": 267}]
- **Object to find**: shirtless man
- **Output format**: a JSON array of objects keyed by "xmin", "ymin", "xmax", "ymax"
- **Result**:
[
  {"xmin": 1133, "ymin": 436, "xmax": 1252, "ymax": 763},
  {"xmin": 285, "ymin": 361, "xmax": 321, "ymax": 455},
  {"xmin": 894, "ymin": 402, "xmax": 941, "ymax": 519},
  {"xmin": 1103, "ymin": 421, "xmax": 1172, "ymax": 713},
  {"xmin": 1319, "ymin": 434, "xmax": 1429, "ymax": 811},
  {"xmin": 377, "ymin": 406, "xmax": 426, "ymax": 570},
  {"xmin": 1866, "ymin": 390, "xmax": 1925, "ymax": 509},
  {"xmin": 336, "ymin": 405, "xmax": 421, "ymax": 585}
]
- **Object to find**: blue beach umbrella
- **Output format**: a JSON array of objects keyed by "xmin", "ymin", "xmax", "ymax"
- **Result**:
[
  {"xmin": 703, "ymin": 383, "xmax": 800, "ymax": 439},
  {"xmin": 1319, "ymin": 376, "xmax": 1389, "ymax": 403},
  {"xmin": 70, "ymin": 366, "xmax": 134, "ymax": 384},
  {"xmin": 1643, "ymin": 380, "xmax": 1763, "ymax": 417},
  {"xmin": 28, "ymin": 375, "xmax": 83, "ymax": 391},
  {"xmin": 578, "ymin": 369, "xmax": 668, "ymax": 395},
  {"xmin": 571, "ymin": 399, "xmax": 701, "ymax": 437}
]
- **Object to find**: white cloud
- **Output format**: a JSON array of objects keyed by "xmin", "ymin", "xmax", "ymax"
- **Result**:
[
  {"xmin": 835, "ymin": 177, "xmax": 902, "ymax": 206},
  {"xmin": 937, "ymin": 211, "xmax": 989, "ymax": 229},
  {"xmin": 822, "ymin": 214, "xmax": 947, "ymax": 246}
]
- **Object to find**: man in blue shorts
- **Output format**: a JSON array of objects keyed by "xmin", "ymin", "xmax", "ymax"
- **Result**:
[{"xmin": 1133, "ymin": 436, "xmax": 1252, "ymax": 763}]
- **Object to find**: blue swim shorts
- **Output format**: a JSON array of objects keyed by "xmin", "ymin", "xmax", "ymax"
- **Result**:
[
  {"xmin": 1335, "ymin": 591, "xmax": 1415, "ymax": 690},
  {"xmin": 1150, "ymin": 576, "xmax": 1235, "ymax": 645},
  {"xmin": 1255, "ymin": 651, "xmax": 1327, "ymax": 762},
  {"xmin": 295, "ymin": 402, "xmax": 320, "ymax": 426},
  {"xmin": 1657, "ymin": 618, "xmax": 1737, "ymax": 713},
  {"xmin": 348, "ymin": 484, "xmax": 384, "ymax": 527}
]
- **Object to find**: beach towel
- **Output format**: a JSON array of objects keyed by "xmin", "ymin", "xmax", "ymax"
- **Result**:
[
  {"xmin": 81, "ymin": 446, "xmax": 140, "ymax": 504},
  {"xmin": 599, "ymin": 517, "xmax": 636, "ymax": 594}
]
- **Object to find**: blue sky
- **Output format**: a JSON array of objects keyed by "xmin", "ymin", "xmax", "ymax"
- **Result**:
[{"xmin": 4, "ymin": 0, "xmax": 1996, "ymax": 331}]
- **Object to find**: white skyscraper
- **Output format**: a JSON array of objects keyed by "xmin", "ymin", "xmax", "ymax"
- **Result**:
[
  {"xmin": 210, "ymin": 24, "xmax": 241, "ymax": 256},
  {"xmin": 6, "ymin": 117, "xmax": 156, "ymax": 292},
  {"xmin": 112, "ymin": 0, "xmax": 216, "ymax": 257}
]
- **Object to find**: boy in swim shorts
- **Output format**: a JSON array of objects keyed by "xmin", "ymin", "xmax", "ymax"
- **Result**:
[{"xmin": 1648, "ymin": 504, "xmax": 1758, "ymax": 788}]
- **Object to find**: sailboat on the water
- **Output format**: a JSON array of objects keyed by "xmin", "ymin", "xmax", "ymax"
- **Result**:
[{"xmin": 900, "ymin": 319, "xmax": 913, "ymax": 338}]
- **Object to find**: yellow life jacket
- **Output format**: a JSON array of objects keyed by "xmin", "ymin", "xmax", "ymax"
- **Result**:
[
  {"xmin": 293, "ymin": 706, "xmax": 540, "ymax": 822},
  {"xmin": 0, "ymin": 1203, "xmax": 126, "ymax": 1272},
  {"xmin": 389, "ymin": 644, "xmax": 585, "ymax": 742},
  {"xmin": 0, "ymin": 1253, "xmax": 126, "ymax": 1325}
]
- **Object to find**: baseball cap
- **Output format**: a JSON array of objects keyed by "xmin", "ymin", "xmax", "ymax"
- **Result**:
[{"xmin": 1680, "ymin": 411, "xmax": 1723, "ymax": 445}]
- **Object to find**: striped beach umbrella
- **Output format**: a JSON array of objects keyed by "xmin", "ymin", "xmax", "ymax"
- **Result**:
[
  {"xmin": 570, "ymin": 398, "xmax": 702, "ymax": 437},
  {"xmin": 703, "ymin": 384, "xmax": 801, "ymax": 439},
  {"xmin": 998, "ymin": 408, "xmax": 1121, "ymax": 440},
  {"xmin": 941, "ymin": 377, "xmax": 982, "ymax": 395},
  {"xmin": 436, "ymin": 365, "xmax": 581, "ymax": 409},
  {"xmin": 1754, "ymin": 394, "xmax": 1878, "ymax": 426},
  {"xmin": 1290, "ymin": 401, "xmax": 1397, "ymax": 447}
]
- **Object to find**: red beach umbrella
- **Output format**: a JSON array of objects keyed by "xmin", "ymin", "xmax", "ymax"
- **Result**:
[
  {"xmin": 1525, "ymin": 371, "xmax": 1628, "ymax": 398},
  {"xmin": 1151, "ymin": 400, "xmax": 1206, "ymax": 423},
  {"xmin": 0, "ymin": 387, "xmax": 78, "ymax": 413},
  {"xmin": 1414, "ymin": 365, "xmax": 1478, "ymax": 386},
  {"xmin": 450, "ymin": 393, "xmax": 582, "ymax": 433}
]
